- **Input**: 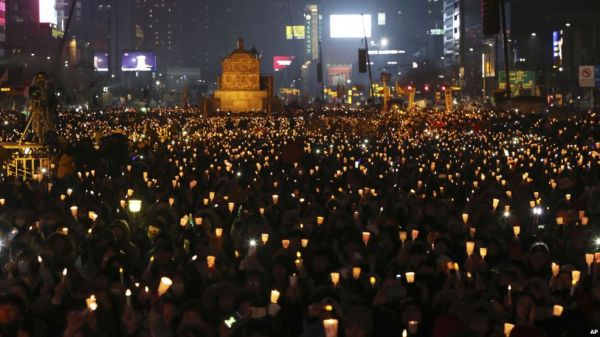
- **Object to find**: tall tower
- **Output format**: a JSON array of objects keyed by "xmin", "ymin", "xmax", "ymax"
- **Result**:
[{"xmin": 304, "ymin": 4, "xmax": 321, "ymax": 61}]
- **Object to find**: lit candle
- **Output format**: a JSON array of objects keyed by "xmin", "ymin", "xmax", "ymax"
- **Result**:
[
  {"xmin": 272, "ymin": 194, "xmax": 279, "ymax": 205},
  {"xmin": 147, "ymin": 256, "xmax": 154, "ymax": 271},
  {"xmin": 261, "ymin": 233, "xmax": 269, "ymax": 245},
  {"xmin": 352, "ymin": 267, "xmax": 361, "ymax": 280},
  {"xmin": 228, "ymin": 202, "xmax": 235, "ymax": 213},
  {"xmin": 571, "ymin": 270, "xmax": 580, "ymax": 296},
  {"xmin": 194, "ymin": 217, "xmax": 203, "ymax": 226},
  {"xmin": 125, "ymin": 289, "xmax": 132, "ymax": 306},
  {"xmin": 282, "ymin": 239, "xmax": 290, "ymax": 249},
  {"xmin": 462, "ymin": 213, "xmax": 469, "ymax": 224},
  {"xmin": 513, "ymin": 226, "xmax": 520, "ymax": 238},
  {"xmin": 301, "ymin": 238, "xmax": 309, "ymax": 248},
  {"xmin": 480, "ymin": 247, "xmax": 487, "ymax": 259},
  {"xmin": 556, "ymin": 217, "xmax": 564, "ymax": 225},
  {"xmin": 157, "ymin": 277, "xmax": 172, "ymax": 296},
  {"xmin": 322, "ymin": 319, "xmax": 339, "ymax": 337},
  {"xmin": 552, "ymin": 304, "xmax": 563, "ymax": 317},
  {"xmin": 362, "ymin": 232, "xmax": 371, "ymax": 245},
  {"xmin": 330, "ymin": 272, "xmax": 340, "ymax": 287},
  {"xmin": 405, "ymin": 272, "xmax": 415, "ymax": 284},
  {"xmin": 454, "ymin": 263, "xmax": 461, "ymax": 281},
  {"xmin": 270, "ymin": 290, "xmax": 280, "ymax": 304},
  {"xmin": 317, "ymin": 216, "xmax": 325, "ymax": 226},
  {"xmin": 504, "ymin": 322, "xmax": 514, "ymax": 337},
  {"xmin": 408, "ymin": 320, "xmax": 419, "ymax": 334},
  {"xmin": 369, "ymin": 276, "xmax": 376, "ymax": 287},
  {"xmin": 586, "ymin": 253, "xmax": 594, "ymax": 274},
  {"xmin": 466, "ymin": 241, "xmax": 475, "ymax": 257},
  {"xmin": 411, "ymin": 229, "xmax": 419, "ymax": 240},
  {"xmin": 492, "ymin": 198, "xmax": 500, "ymax": 211},
  {"xmin": 215, "ymin": 228, "xmax": 223, "ymax": 239},
  {"xmin": 507, "ymin": 285, "xmax": 512, "ymax": 304},
  {"xmin": 206, "ymin": 255, "xmax": 216, "ymax": 269},
  {"xmin": 86, "ymin": 295, "xmax": 98, "ymax": 311},
  {"xmin": 119, "ymin": 267, "xmax": 125, "ymax": 285},
  {"xmin": 62, "ymin": 268, "xmax": 68, "ymax": 283},
  {"xmin": 399, "ymin": 231, "xmax": 407, "ymax": 246},
  {"xmin": 70, "ymin": 205, "xmax": 78, "ymax": 218}
]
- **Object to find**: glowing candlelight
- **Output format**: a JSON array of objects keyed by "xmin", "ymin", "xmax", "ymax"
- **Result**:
[
  {"xmin": 556, "ymin": 217, "xmax": 564, "ymax": 225},
  {"xmin": 62, "ymin": 268, "xmax": 68, "ymax": 282},
  {"xmin": 322, "ymin": 319, "xmax": 339, "ymax": 337},
  {"xmin": 480, "ymin": 247, "xmax": 487, "ymax": 259},
  {"xmin": 504, "ymin": 323, "xmax": 514, "ymax": 337},
  {"xmin": 215, "ymin": 228, "xmax": 223, "ymax": 239},
  {"xmin": 507, "ymin": 285, "xmax": 512, "ymax": 304},
  {"xmin": 466, "ymin": 241, "xmax": 475, "ymax": 257},
  {"xmin": 352, "ymin": 267, "xmax": 361, "ymax": 280},
  {"xmin": 301, "ymin": 238, "xmax": 309, "ymax": 248},
  {"xmin": 282, "ymin": 239, "xmax": 290, "ymax": 249},
  {"xmin": 61, "ymin": 227, "xmax": 69, "ymax": 235},
  {"xmin": 317, "ymin": 216, "xmax": 325, "ymax": 226},
  {"xmin": 399, "ymin": 231, "xmax": 407, "ymax": 245},
  {"xmin": 362, "ymin": 232, "xmax": 371, "ymax": 245},
  {"xmin": 194, "ymin": 217, "xmax": 203, "ymax": 226},
  {"xmin": 119, "ymin": 267, "xmax": 125, "ymax": 285},
  {"xmin": 552, "ymin": 304, "xmax": 563, "ymax": 317},
  {"xmin": 454, "ymin": 263, "xmax": 461, "ymax": 280},
  {"xmin": 209, "ymin": 191, "xmax": 215, "ymax": 202},
  {"xmin": 261, "ymin": 233, "xmax": 269, "ymax": 244},
  {"xmin": 272, "ymin": 194, "xmax": 279, "ymax": 205},
  {"xmin": 462, "ymin": 213, "xmax": 469, "ymax": 224},
  {"xmin": 206, "ymin": 255, "xmax": 216, "ymax": 269},
  {"xmin": 369, "ymin": 276, "xmax": 376, "ymax": 287},
  {"xmin": 513, "ymin": 226, "xmax": 520, "ymax": 238},
  {"xmin": 492, "ymin": 198, "xmax": 500, "ymax": 211},
  {"xmin": 551, "ymin": 262, "xmax": 560, "ymax": 277},
  {"xmin": 330, "ymin": 272, "xmax": 340, "ymax": 287},
  {"xmin": 70, "ymin": 205, "xmax": 78, "ymax": 218},
  {"xmin": 587, "ymin": 253, "xmax": 594, "ymax": 274},
  {"xmin": 228, "ymin": 202, "xmax": 235, "ymax": 213},
  {"xmin": 125, "ymin": 289, "xmax": 132, "ymax": 306},
  {"xmin": 158, "ymin": 277, "xmax": 172, "ymax": 296},
  {"xmin": 405, "ymin": 272, "xmax": 415, "ymax": 284},
  {"xmin": 411, "ymin": 229, "xmax": 419, "ymax": 240},
  {"xmin": 408, "ymin": 320, "xmax": 419, "ymax": 334},
  {"xmin": 86, "ymin": 295, "xmax": 98, "ymax": 311},
  {"xmin": 270, "ymin": 290, "xmax": 280, "ymax": 304}
]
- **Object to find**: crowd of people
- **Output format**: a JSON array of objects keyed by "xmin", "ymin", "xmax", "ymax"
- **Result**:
[{"xmin": 0, "ymin": 106, "xmax": 597, "ymax": 337}]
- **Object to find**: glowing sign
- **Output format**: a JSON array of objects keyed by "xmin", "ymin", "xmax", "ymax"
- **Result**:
[
  {"xmin": 274, "ymin": 56, "xmax": 294, "ymax": 71},
  {"xmin": 286, "ymin": 26, "xmax": 305, "ymax": 40},
  {"xmin": 330, "ymin": 15, "xmax": 371, "ymax": 38},
  {"xmin": 94, "ymin": 52, "xmax": 109, "ymax": 72},
  {"xmin": 553, "ymin": 30, "xmax": 563, "ymax": 65},
  {"xmin": 121, "ymin": 51, "xmax": 156, "ymax": 72},
  {"xmin": 39, "ymin": 0, "xmax": 58, "ymax": 25}
]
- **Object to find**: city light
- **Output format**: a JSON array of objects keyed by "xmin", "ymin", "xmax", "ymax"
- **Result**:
[{"xmin": 380, "ymin": 38, "xmax": 389, "ymax": 47}]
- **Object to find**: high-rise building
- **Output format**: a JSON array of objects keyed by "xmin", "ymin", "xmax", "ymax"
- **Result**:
[
  {"xmin": 0, "ymin": 0, "xmax": 5, "ymax": 58},
  {"xmin": 304, "ymin": 4, "xmax": 321, "ymax": 61}
]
